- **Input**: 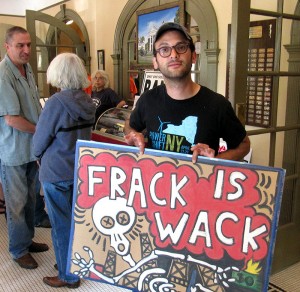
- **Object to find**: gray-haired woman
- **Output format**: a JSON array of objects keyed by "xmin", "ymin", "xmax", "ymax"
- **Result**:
[
  {"xmin": 33, "ymin": 52, "xmax": 96, "ymax": 288},
  {"xmin": 91, "ymin": 70, "xmax": 125, "ymax": 127}
]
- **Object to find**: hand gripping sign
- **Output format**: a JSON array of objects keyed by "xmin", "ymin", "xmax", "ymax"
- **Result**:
[{"xmin": 67, "ymin": 141, "xmax": 285, "ymax": 292}]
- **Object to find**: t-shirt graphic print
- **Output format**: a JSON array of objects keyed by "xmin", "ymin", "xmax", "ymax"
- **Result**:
[{"xmin": 148, "ymin": 116, "xmax": 198, "ymax": 154}]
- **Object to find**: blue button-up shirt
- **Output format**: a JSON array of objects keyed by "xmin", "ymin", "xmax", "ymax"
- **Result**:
[{"xmin": 0, "ymin": 54, "xmax": 41, "ymax": 166}]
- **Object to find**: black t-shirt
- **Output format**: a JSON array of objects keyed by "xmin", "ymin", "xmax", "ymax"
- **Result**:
[
  {"xmin": 91, "ymin": 88, "xmax": 123, "ymax": 125},
  {"xmin": 130, "ymin": 85, "xmax": 246, "ymax": 154}
]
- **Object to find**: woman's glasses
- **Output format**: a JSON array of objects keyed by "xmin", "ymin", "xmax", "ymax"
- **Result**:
[{"xmin": 94, "ymin": 76, "xmax": 105, "ymax": 81}]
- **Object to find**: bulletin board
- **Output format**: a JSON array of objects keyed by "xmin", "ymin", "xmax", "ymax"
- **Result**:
[
  {"xmin": 226, "ymin": 19, "xmax": 276, "ymax": 128},
  {"xmin": 67, "ymin": 140, "xmax": 285, "ymax": 292}
]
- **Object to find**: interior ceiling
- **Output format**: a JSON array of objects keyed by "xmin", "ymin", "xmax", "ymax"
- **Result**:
[{"xmin": 0, "ymin": 0, "xmax": 67, "ymax": 16}]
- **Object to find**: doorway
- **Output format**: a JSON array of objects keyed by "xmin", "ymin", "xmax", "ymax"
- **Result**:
[
  {"xmin": 229, "ymin": 0, "xmax": 300, "ymax": 273},
  {"xmin": 26, "ymin": 7, "xmax": 90, "ymax": 103}
]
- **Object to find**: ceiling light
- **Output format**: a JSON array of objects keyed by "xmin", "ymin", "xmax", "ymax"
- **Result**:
[{"xmin": 65, "ymin": 19, "xmax": 73, "ymax": 25}]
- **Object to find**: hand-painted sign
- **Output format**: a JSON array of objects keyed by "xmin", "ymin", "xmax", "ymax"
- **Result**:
[{"xmin": 68, "ymin": 140, "xmax": 285, "ymax": 292}]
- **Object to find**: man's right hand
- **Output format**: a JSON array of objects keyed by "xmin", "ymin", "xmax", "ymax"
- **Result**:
[{"xmin": 124, "ymin": 131, "xmax": 145, "ymax": 154}]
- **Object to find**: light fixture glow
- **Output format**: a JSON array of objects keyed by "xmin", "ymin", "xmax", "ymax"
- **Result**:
[{"xmin": 66, "ymin": 19, "xmax": 73, "ymax": 25}]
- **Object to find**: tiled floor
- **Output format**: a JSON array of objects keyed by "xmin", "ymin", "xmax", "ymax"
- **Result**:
[
  {"xmin": 270, "ymin": 262, "xmax": 300, "ymax": 291},
  {"xmin": 0, "ymin": 214, "xmax": 298, "ymax": 291},
  {"xmin": 0, "ymin": 214, "xmax": 127, "ymax": 292}
]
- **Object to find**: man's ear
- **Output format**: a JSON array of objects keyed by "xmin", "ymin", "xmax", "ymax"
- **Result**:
[
  {"xmin": 152, "ymin": 56, "xmax": 159, "ymax": 70},
  {"xmin": 192, "ymin": 51, "xmax": 197, "ymax": 64}
]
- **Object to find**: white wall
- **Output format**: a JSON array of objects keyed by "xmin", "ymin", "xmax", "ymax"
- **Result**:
[
  {"xmin": 90, "ymin": 0, "xmax": 128, "ymax": 89},
  {"xmin": 0, "ymin": 0, "xmax": 67, "ymax": 16}
]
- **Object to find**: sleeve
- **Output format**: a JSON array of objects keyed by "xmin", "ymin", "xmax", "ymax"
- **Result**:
[
  {"xmin": 0, "ymin": 79, "xmax": 21, "ymax": 116},
  {"xmin": 221, "ymin": 100, "xmax": 247, "ymax": 150},
  {"xmin": 32, "ymin": 98, "xmax": 60, "ymax": 158}
]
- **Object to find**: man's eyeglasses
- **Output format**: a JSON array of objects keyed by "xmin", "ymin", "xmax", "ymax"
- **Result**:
[{"xmin": 154, "ymin": 43, "xmax": 190, "ymax": 58}]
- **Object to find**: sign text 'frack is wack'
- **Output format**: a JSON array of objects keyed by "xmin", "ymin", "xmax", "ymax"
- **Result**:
[{"xmin": 68, "ymin": 141, "xmax": 285, "ymax": 292}]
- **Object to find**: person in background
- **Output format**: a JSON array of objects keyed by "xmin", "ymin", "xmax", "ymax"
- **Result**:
[
  {"xmin": 129, "ymin": 72, "xmax": 138, "ymax": 100},
  {"xmin": 124, "ymin": 22, "xmax": 250, "ymax": 162},
  {"xmin": 91, "ymin": 69, "xmax": 125, "ymax": 127},
  {"xmin": 33, "ymin": 52, "xmax": 96, "ymax": 289},
  {"xmin": 83, "ymin": 73, "xmax": 92, "ymax": 95},
  {"xmin": 0, "ymin": 26, "xmax": 49, "ymax": 270}
]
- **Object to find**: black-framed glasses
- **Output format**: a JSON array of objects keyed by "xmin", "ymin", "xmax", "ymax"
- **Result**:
[{"xmin": 154, "ymin": 43, "xmax": 190, "ymax": 58}]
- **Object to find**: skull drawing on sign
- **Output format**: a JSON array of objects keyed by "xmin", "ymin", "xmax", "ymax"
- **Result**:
[{"xmin": 92, "ymin": 196, "xmax": 136, "ymax": 256}]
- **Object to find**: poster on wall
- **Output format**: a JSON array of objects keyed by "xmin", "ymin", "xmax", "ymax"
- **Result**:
[
  {"xmin": 136, "ymin": 1, "xmax": 185, "ymax": 65},
  {"xmin": 133, "ymin": 70, "xmax": 164, "ymax": 110},
  {"xmin": 67, "ymin": 140, "xmax": 285, "ymax": 292},
  {"xmin": 140, "ymin": 70, "xmax": 164, "ymax": 95}
]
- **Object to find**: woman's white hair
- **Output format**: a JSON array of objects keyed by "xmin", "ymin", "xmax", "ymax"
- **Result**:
[
  {"xmin": 91, "ymin": 70, "xmax": 110, "ymax": 89},
  {"xmin": 47, "ymin": 53, "xmax": 90, "ymax": 89}
]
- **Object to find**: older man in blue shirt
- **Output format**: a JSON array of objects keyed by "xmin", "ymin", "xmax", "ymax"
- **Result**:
[{"xmin": 0, "ymin": 26, "xmax": 49, "ymax": 269}]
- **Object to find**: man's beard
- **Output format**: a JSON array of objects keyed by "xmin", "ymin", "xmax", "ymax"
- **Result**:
[{"xmin": 157, "ymin": 59, "xmax": 192, "ymax": 81}]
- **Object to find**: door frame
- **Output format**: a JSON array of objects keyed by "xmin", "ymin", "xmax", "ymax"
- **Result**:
[
  {"xmin": 230, "ymin": 0, "xmax": 300, "ymax": 273},
  {"xmin": 26, "ymin": 9, "xmax": 88, "ymax": 85}
]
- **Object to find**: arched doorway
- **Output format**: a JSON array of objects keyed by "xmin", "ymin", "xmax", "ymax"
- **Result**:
[
  {"xmin": 26, "ymin": 7, "xmax": 90, "ymax": 102},
  {"xmin": 112, "ymin": 0, "xmax": 219, "ymax": 102},
  {"xmin": 52, "ymin": 4, "xmax": 91, "ymax": 74}
]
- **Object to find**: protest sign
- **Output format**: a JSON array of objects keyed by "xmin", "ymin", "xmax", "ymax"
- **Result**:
[{"xmin": 68, "ymin": 140, "xmax": 285, "ymax": 292}]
